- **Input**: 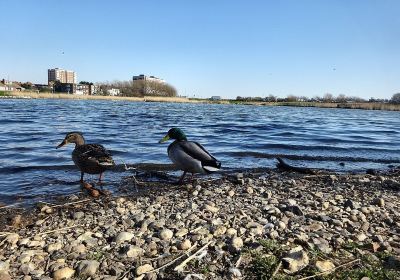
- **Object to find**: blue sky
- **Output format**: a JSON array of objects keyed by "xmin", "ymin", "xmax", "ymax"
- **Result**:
[{"xmin": 1, "ymin": 0, "xmax": 399, "ymax": 99}]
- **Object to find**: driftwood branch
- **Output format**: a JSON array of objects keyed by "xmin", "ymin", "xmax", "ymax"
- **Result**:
[
  {"xmin": 146, "ymin": 243, "xmax": 198, "ymax": 273},
  {"xmin": 38, "ymin": 225, "xmax": 79, "ymax": 236},
  {"xmin": 174, "ymin": 241, "xmax": 212, "ymax": 272},
  {"xmin": 276, "ymin": 157, "xmax": 317, "ymax": 174},
  {"xmin": 40, "ymin": 199, "xmax": 92, "ymax": 208}
]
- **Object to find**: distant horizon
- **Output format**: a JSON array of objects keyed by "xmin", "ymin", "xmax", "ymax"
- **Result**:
[{"xmin": 1, "ymin": 0, "xmax": 399, "ymax": 99}]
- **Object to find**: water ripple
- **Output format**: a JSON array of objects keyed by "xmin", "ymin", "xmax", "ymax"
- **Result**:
[{"xmin": 0, "ymin": 99, "xmax": 399, "ymax": 204}]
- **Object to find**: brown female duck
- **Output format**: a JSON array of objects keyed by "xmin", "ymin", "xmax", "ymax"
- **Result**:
[{"xmin": 56, "ymin": 132, "xmax": 115, "ymax": 182}]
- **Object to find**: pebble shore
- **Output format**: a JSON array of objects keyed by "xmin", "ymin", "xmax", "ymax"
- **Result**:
[{"xmin": 1, "ymin": 169, "xmax": 399, "ymax": 279}]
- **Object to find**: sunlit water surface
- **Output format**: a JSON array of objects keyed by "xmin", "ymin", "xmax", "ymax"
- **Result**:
[{"xmin": 0, "ymin": 99, "xmax": 399, "ymax": 204}]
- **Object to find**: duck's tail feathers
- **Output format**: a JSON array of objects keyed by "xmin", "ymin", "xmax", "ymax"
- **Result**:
[
  {"xmin": 203, "ymin": 160, "xmax": 221, "ymax": 173},
  {"xmin": 98, "ymin": 157, "xmax": 115, "ymax": 167}
]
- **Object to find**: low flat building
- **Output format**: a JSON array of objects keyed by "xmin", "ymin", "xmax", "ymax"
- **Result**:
[
  {"xmin": 210, "ymin": 96, "xmax": 221, "ymax": 101},
  {"xmin": 0, "ymin": 82, "xmax": 7, "ymax": 91},
  {"xmin": 54, "ymin": 83, "xmax": 75, "ymax": 94},
  {"xmin": 0, "ymin": 79, "xmax": 25, "ymax": 91},
  {"xmin": 76, "ymin": 84, "xmax": 90, "ymax": 95},
  {"xmin": 107, "ymin": 88, "xmax": 120, "ymax": 96},
  {"xmin": 132, "ymin": 74, "xmax": 166, "ymax": 84}
]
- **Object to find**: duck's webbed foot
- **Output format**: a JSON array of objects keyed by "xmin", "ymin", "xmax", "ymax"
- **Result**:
[
  {"xmin": 177, "ymin": 171, "xmax": 187, "ymax": 185},
  {"xmin": 97, "ymin": 173, "xmax": 103, "ymax": 184},
  {"xmin": 189, "ymin": 173, "xmax": 195, "ymax": 182}
]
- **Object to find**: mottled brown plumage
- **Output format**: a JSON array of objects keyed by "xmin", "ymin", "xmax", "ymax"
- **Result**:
[{"xmin": 57, "ymin": 132, "xmax": 115, "ymax": 182}]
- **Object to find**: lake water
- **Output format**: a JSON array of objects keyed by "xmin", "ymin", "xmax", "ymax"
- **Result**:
[{"xmin": 1, "ymin": 99, "xmax": 399, "ymax": 204}]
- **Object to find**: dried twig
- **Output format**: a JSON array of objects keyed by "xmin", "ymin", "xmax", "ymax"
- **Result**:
[
  {"xmin": 123, "ymin": 161, "xmax": 137, "ymax": 171},
  {"xmin": 38, "ymin": 225, "xmax": 79, "ymax": 236},
  {"xmin": 0, "ymin": 202, "xmax": 24, "ymax": 209},
  {"xmin": 0, "ymin": 231, "xmax": 15, "ymax": 236},
  {"xmin": 146, "ymin": 242, "xmax": 198, "ymax": 274},
  {"xmin": 298, "ymin": 259, "xmax": 360, "ymax": 280},
  {"xmin": 37, "ymin": 201, "xmax": 58, "ymax": 206},
  {"xmin": 42, "ymin": 198, "xmax": 92, "ymax": 208},
  {"xmin": 174, "ymin": 241, "xmax": 212, "ymax": 272},
  {"xmin": 235, "ymin": 256, "xmax": 242, "ymax": 268},
  {"xmin": 232, "ymin": 216, "xmax": 237, "ymax": 228},
  {"xmin": 118, "ymin": 268, "xmax": 132, "ymax": 280},
  {"xmin": 269, "ymin": 261, "xmax": 282, "ymax": 280},
  {"xmin": 119, "ymin": 243, "xmax": 199, "ymax": 278}
]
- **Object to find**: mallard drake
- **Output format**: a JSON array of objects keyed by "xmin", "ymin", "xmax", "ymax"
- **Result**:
[
  {"xmin": 159, "ymin": 128, "xmax": 221, "ymax": 184},
  {"xmin": 56, "ymin": 132, "xmax": 115, "ymax": 182}
]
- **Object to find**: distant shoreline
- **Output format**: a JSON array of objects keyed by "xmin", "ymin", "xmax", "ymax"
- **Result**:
[
  {"xmin": 0, "ymin": 91, "xmax": 200, "ymax": 103},
  {"xmin": 2, "ymin": 91, "xmax": 400, "ymax": 111}
]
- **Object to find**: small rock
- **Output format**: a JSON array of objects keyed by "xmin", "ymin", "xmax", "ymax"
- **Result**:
[
  {"xmin": 360, "ymin": 207, "xmax": 370, "ymax": 214},
  {"xmin": 126, "ymin": 246, "xmax": 143, "ymax": 258},
  {"xmin": 372, "ymin": 198, "xmax": 385, "ymax": 207},
  {"xmin": 368, "ymin": 242, "xmax": 381, "ymax": 252},
  {"xmin": 179, "ymin": 239, "xmax": 192, "ymax": 250},
  {"xmin": 115, "ymin": 232, "xmax": 134, "ymax": 244},
  {"xmin": 355, "ymin": 233, "xmax": 367, "ymax": 242},
  {"xmin": 20, "ymin": 262, "xmax": 35, "ymax": 275},
  {"xmin": 72, "ymin": 244, "xmax": 86, "ymax": 254},
  {"xmin": 5, "ymin": 233, "xmax": 19, "ymax": 246},
  {"xmin": 203, "ymin": 205, "xmax": 219, "ymax": 213},
  {"xmin": 246, "ymin": 187, "xmax": 254, "ymax": 194},
  {"xmin": 136, "ymin": 264, "xmax": 153, "ymax": 275},
  {"xmin": 277, "ymin": 221, "xmax": 286, "ymax": 230},
  {"xmin": 40, "ymin": 205, "xmax": 54, "ymax": 214},
  {"xmin": 282, "ymin": 246, "xmax": 309, "ymax": 274},
  {"xmin": 287, "ymin": 199, "xmax": 297, "ymax": 206},
  {"xmin": 315, "ymin": 260, "xmax": 335, "ymax": 273},
  {"xmin": 73, "ymin": 211, "xmax": 85, "ymax": 219},
  {"xmin": 231, "ymin": 237, "xmax": 243, "ymax": 250},
  {"xmin": 321, "ymin": 201, "xmax": 330, "ymax": 210},
  {"xmin": 11, "ymin": 215, "xmax": 22, "ymax": 227},
  {"xmin": 226, "ymin": 228, "xmax": 237, "ymax": 236},
  {"xmin": 0, "ymin": 261, "xmax": 9, "ymax": 272},
  {"xmin": 159, "ymin": 229, "xmax": 173, "ymax": 241},
  {"xmin": 76, "ymin": 260, "xmax": 100, "ymax": 277},
  {"xmin": 385, "ymin": 255, "xmax": 400, "ymax": 270},
  {"xmin": 286, "ymin": 205, "xmax": 304, "ymax": 216},
  {"xmin": 46, "ymin": 243, "xmax": 62, "ymax": 253},
  {"xmin": 192, "ymin": 190, "xmax": 199, "ymax": 196},
  {"xmin": 344, "ymin": 199, "xmax": 360, "ymax": 209},
  {"xmin": 175, "ymin": 228, "xmax": 188, "ymax": 237},
  {"xmin": 213, "ymin": 226, "xmax": 227, "ymax": 237},
  {"xmin": 53, "ymin": 267, "xmax": 75, "ymax": 280},
  {"xmin": 0, "ymin": 272, "xmax": 11, "ymax": 280},
  {"xmin": 27, "ymin": 240, "xmax": 45, "ymax": 248},
  {"xmin": 228, "ymin": 267, "xmax": 242, "ymax": 277},
  {"xmin": 77, "ymin": 232, "xmax": 98, "ymax": 246},
  {"xmin": 312, "ymin": 238, "xmax": 332, "ymax": 254}
]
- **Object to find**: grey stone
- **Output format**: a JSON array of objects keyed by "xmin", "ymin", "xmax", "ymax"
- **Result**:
[
  {"xmin": 282, "ymin": 246, "xmax": 309, "ymax": 274},
  {"xmin": 76, "ymin": 260, "xmax": 100, "ymax": 277}
]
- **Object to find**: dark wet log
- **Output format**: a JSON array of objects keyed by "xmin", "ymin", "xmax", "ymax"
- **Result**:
[{"xmin": 276, "ymin": 157, "xmax": 317, "ymax": 174}]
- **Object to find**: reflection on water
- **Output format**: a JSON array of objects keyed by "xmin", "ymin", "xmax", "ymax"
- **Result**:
[{"xmin": 0, "ymin": 99, "xmax": 399, "ymax": 204}]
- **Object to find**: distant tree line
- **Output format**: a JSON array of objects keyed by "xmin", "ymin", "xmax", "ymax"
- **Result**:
[
  {"xmin": 96, "ymin": 80, "xmax": 177, "ymax": 97},
  {"xmin": 391, "ymin": 93, "xmax": 400, "ymax": 104},
  {"xmin": 237, "ymin": 93, "xmax": 400, "ymax": 104}
]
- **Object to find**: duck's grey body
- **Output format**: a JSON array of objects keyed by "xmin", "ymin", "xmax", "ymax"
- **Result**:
[{"xmin": 168, "ymin": 140, "xmax": 220, "ymax": 174}]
